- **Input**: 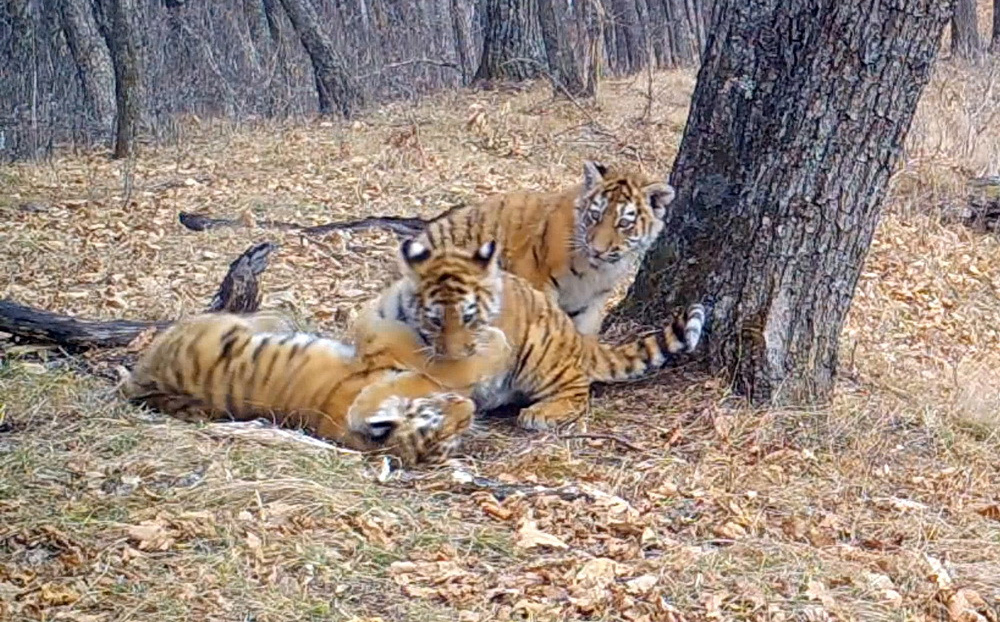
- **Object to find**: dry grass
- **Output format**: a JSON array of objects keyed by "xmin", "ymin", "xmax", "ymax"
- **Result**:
[{"xmin": 2, "ymin": 56, "xmax": 1000, "ymax": 621}]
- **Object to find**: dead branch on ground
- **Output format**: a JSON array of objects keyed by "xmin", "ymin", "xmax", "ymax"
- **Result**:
[
  {"xmin": 178, "ymin": 211, "xmax": 428, "ymax": 237},
  {"xmin": 0, "ymin": 241, "xmax": 276, "ymax": 350}
]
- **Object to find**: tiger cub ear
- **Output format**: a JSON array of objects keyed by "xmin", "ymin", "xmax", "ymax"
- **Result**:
[
  {"xmin": 400, "ymin": 238, "xmax": 432, "ymax": 268},
  {"xmin": 644, "ymin": 182, "xmax": 676, "ymax": 219},
  {"xmin": 582, "ymin": 160, "xmax": 608, "ymax": 191},
  {"xmin": 471, "ymin": 239, "xmax": 498, "ymax": 270}
]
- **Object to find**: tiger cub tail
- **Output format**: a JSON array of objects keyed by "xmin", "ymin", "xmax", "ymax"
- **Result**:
[{"xmin": 583, "ymin": 304, "xmax": 706, "ymax": 383}]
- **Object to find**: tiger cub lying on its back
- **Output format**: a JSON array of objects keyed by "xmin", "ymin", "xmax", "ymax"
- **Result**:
[
  {"xmin": 418, "ymin": 161, "xmax": 675, "ymax": 335},
  {"xmin": 355, "ymin": 238, "xmax": 705, "ymax": 431},
  {"xmin": 123, "ymin": 311, "xmax": 510, "ymax": 465}
]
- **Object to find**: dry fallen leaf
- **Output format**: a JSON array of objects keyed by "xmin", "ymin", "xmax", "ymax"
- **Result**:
[
  {"xmin": 515, "ymin": 520, "xmax": 568, "ymax": 550},
  {"xmin": 625, "ymin": 574, "xmax": 658, "ymax": 595},
  {"xmin": 805, "ymin": 579, "xmax": 835, "ymax": 608},
  {"xmin": 574, "ymin": 557, "xmax": 618, "ymax": 587},
  {"xmin": 943, "ymin": 588, "xmax": 997, "ymax": 622},
  {"xmin": 126, "ymin": 520, "xmax": 175, "ymax": 551},
  {"xmin": 713, "ymin": 520, "xmax": 747, "ymax": 539},
  {"xmin": 39, "ymin": 583, "xmax": 80, "ymax": 606},
  {"xmin": 974, "ymin": 504, "xmax": 1000, "ymax": 522},
  {"xmin": 925, "ymin": 554, "xmax": 954, "ymax": 589}
]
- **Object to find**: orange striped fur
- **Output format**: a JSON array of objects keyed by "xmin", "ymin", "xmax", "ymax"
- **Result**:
[
  {"xmin": 123, "ymin": 311, "xmax": 510, "ymax": 465},
  {"xmin": 417, "ymin": 161, "xmax": 675, "ymax": 334},
  {"xmin": 357, "ymin": 239, "xmax": 705, "ymax": 431}
]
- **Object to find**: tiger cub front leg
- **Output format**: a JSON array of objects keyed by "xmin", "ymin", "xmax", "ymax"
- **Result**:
[
  {"xmin": 571, "ymin": 302, "xmax": 605, "ymax": 336},
  {"xmin": 516, "ymin": 376, "xmax": 591, "ymax": 431}
]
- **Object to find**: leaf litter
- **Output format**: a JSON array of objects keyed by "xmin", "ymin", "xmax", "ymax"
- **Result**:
[{"xmin": 1, "ymin": 66, "xmax": 999, "ymax": 620}]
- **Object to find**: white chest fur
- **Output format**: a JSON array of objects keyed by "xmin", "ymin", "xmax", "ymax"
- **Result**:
[{"xmin": 557, "ymin": 255, "xmax": 633, "ymax": 311}]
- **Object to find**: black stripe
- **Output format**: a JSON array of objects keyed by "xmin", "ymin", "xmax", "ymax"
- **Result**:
[
  {"xmin": 529, "ymin": 365, "xmax": 577, "ymax": 402},
  {"xmin": 654, "ymin": 330, "xmax": 672, "ymax": 360},
  {"xmin": 511, "ymin": 342, "xmax": 535, "ymax": 384},
  {"xmin": 570, "ymin": 266, "xmax": 582, "ymax": 278},
  {"xmin": 185, "ymin": 339, "xmax": 203, "ymax": 383},
  {"xmin": 549, "ymin": 275, "xmax": 560, "ymax": 290},
  {"xmin": 251, "ymin": 336, "xmax": 271, "ymax": 363},
  {"xmin": 218, "ymin": 325, "xmax": 241, "ymax": 348},
  {"xmin": 260, "ymin": 346, "xmax": 281, "ymax": 387},
  {"xmin": 566, "ymin": 305, "xmax": 587, "ymax": 318}
]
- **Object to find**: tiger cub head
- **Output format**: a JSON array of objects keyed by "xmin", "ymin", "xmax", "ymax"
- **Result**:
[
  {"xmin": 574, "ymin": 160, "xmax": 675, "ymax": 268},
  {"xmin": 398, "ymin": 238, "xmax": 503, "ymax": 360}
]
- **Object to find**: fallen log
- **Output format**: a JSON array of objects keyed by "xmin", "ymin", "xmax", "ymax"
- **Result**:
[
  {"xmin": 177, "ymin": 205, "xmax": 470, "ymax": 239},
  {"xmin": 0, "ymin": 241, "xmax": 276, "ymax": 350}
]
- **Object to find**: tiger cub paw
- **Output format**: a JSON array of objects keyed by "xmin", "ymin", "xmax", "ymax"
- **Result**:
[
  {"xmin": 362, "ymin": 393, "xmax": 475, "ymax": 465},
  {"xmin": 515, "ymin": 403, "xmax": 581, "ymax": 432},
  {"xmin": 676, "ymin": 303, "xmax": 706, "ymax": 353}
]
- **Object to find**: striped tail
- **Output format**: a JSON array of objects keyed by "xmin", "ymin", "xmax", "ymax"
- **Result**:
[{"xmin": 584, "ymin": 304, "xmax": 705, "ymax": 383}]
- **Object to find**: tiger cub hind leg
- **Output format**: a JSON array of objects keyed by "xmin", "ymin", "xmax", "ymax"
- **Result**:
[
  {"xmin": 514, "ymin": 376, "xmax": 591, "ymax": 432},
  {"xmin": 355, "ymin": 393, "xmax": 475, "ymax": 466}
]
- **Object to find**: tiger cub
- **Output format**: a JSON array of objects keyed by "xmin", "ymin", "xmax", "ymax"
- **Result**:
[
  {"xmin": 355, "ymin": 238, "xmax": 705, "ymax": 431},
  {"xmin": 334, "ymin": 161, "xmax": 673, "ymax": 335},
  {"xmin": 420, "ymin": 161, "xmax": 673, "ymax": 335},
  {"xmin": 122, "ymin": 311, "xmax": 510, "ymax": 465}
]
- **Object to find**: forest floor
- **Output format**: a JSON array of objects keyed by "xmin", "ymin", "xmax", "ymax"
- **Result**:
[{"xmin": 2, "ymin": 64, "xmax": 1000, "ymax": 622}]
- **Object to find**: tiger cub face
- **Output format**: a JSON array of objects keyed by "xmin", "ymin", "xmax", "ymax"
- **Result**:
[
  {"xmin": 574, "ymin": 161, "xmax": 676, "ymax": 268},
  {"xmin": 399, "ymin": 238, "xmax": 503, "ymax": 360}
]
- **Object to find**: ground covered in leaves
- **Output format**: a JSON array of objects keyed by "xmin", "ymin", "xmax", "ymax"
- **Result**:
[{"xmin": 2, "ymin": 65, "xmax": 999, "ymax": 621}]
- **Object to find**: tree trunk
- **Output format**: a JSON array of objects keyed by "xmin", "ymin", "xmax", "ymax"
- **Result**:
[
  {"xmin": 98, "ymin": 0, "xmax": 142, "ymax": 159},
  {"xmin": 993, "ymin": 0, "xmax": 1000, "ymax": 54},
  {"xmin": 606, "ymin": 0, "xmax": 647, "ymax": 74},
  {"xmin": 276, "ymin": 0, "xmax": 361, "ymax": 117},
  {"xmin": 450, "ymin": 0, "xmax": 473, "ymax": 83},
  {"xmin": 58, "ymin": 0, "xmax": 115, "ymax": 140},
  {"xmin": 538, "ymin": 0, "xmax": 591, "ymax": 97},
  {"xmin": 609, "ymin": 0, "xmax": 951, "ymax": 406},
  {"xmin": 951, "ymin": 0, "xmax": 982, "ymax": 61},
  {"xmin": 671, "ymin": 0, "xmax": 703, "ymax": 63},
  {"xmin": 473, "ymin": 0, "xmax": 547, "ymax": 83}
]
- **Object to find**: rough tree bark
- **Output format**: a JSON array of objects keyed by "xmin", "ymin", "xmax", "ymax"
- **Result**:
[
  {"xmin": 993, "ymin": 0, "xmax": 1000, "ymax": 54},
  {"xmin": 450, "ymin": 0, "xmax": 474, "ymax": 82},
  {"xmin": 98, "ymin": 0, "xmax": 142, "ymax": 159},
  {"xmin": 276, "ymin": 0, "xmax": 361, "ymax": 117},
  {"xmin": 58, "ymin": 0, "xmax": 115, "ymax": 139},
  {"xmin": 951, "ymin": 0, "xmax": 982, "ymax": 61},
  {"xmin": 474, "ymin": 0, "xmax": 547, "ymax": 83},
  {"xmin": 538, "ymin": 0, "xmax": 591, "ymax": 97},
  {"xmin": 608, "ymin": 0, "xmax": 952, "ymax": 406},
  {"xmin": 992, "ymin": 0, "xmax": 1000, "ymax": 54}
]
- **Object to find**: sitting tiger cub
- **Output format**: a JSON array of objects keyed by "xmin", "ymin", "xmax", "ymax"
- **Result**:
[
  {"xmin": 122, "ymin": 311, "xmax": 510, "ymax": 465},
  {"xmin": 355, "ymin": 238, "xmax": 705, "ymax": 431},
  {"xmin": 336, "ymin": 161, "xmax": 674, "ymax": 335}
]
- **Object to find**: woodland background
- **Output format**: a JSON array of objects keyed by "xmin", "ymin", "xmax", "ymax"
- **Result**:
[{"xmin": 0, "ymin": 0, "xmax": 715, "ymax": 161}]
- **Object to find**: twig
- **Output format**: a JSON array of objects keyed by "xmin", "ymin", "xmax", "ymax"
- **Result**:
[
  {"xmin": 355, "ymin": 58, "xmax": 461, "ymax": 80},
  {"xmin": 560, "ymin": 432, "xmax": 646, "ymax": 452}
]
